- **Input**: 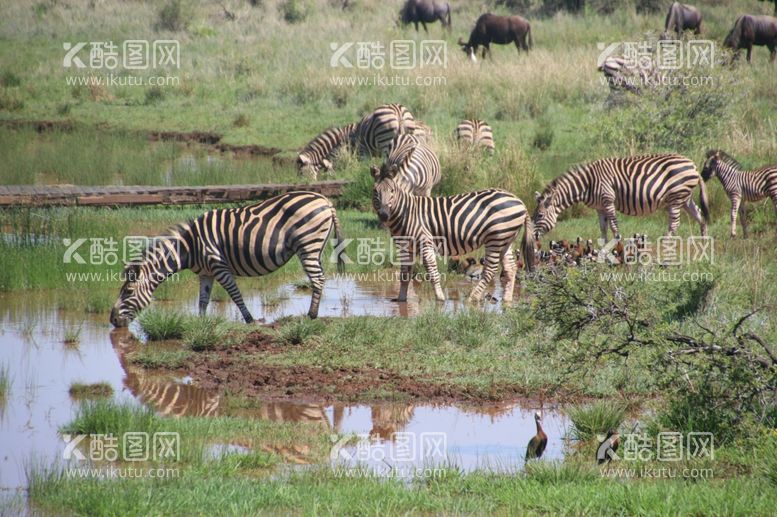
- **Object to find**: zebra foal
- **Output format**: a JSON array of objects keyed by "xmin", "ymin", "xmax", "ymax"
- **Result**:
[
  {"xmin": 371, "ymin": 168, "xmax": 534, "ymax": 304},
  {"xmin": 378, "ymin": 133, "xmax": 441, "ymax": 196},
  {"xmin": 110, "ymin": 192, "xmax": 344, "ymax": 326},
  {"xmin": 702, "ymin": 150, "xmax": 777, "ymax": 237}
]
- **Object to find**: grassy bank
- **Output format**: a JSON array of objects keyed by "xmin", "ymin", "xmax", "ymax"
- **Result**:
[{"xmin": 24, "ymin": 400, "xmax": 777, "ymax": 516}]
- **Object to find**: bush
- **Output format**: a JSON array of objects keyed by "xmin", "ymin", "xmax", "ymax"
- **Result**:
[
  {"xmin": 280, "ymin": 0, "xmax": 310, "ymax": 24},
  {"xmin": 156, "ymin": 0, "xmax": 189, "ymax": 32},
  {"xmin": 276, "ymin": 318, "xmax": 326, "ymax": 345}
]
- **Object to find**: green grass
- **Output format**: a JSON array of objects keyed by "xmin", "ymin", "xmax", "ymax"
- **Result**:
[
  {"xmin": 68, "ymin": 382, "xmax": 114, "ymax": 400},
  {"xmin": 568, "ymin": 401, "xmax": 628, "ymax": 441},
  {"xmin": 182, "ymin": 315, "xmax": 230, "ymax": 351},
  {"xmin": 129, "ymin": 346, "xmax": 193, "ymax": 369},
  {"xmin": 0, "ymin": 362, "xmax": 10, "ymax": 403},
  {"xmin": 137, "ymin": 309, "xmax": 188, "ymax": 341}
]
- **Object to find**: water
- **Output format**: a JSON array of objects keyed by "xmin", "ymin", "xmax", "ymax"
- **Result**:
[{"xmin": 0, "ymin": 277, "xmax": 566, "ymax": 492}]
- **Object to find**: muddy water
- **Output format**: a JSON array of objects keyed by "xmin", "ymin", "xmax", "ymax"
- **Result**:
[{"xmin": 0, "ymin": 277, "xmax": 560, "ymax": 491}]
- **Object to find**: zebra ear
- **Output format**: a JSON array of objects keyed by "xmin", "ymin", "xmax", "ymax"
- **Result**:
[
  {"xmin": 370, "ymin": 165, "xmax": 381, "ymax": 181},
  {"xmin": 298, "ymin": 154, "xmax": 310, "ymax": 165},
  {"xmin": 123, "ymin": 262, "xmax": 141, "ymax": 282},
  {"xmin": 534, "ymin": 191, "xmax": 541, "ymax": 201},
  {"xmin": 388, "ymin": 164, "xmax": 400, "ymax": 178},
  {"xmin": 322, "ymin": 158, "xmax": 333, "ymax": 170}
]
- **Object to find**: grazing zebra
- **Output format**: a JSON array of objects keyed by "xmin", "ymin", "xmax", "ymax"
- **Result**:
[
  {"xmin": 701, "ymin": 150, "xmax": 777, "ymax": 237},
  {"xmin": 354, "ymin": 103, "xmax": 415, "ymax": 157},
  {"xmin": 454, "ymin": 119, "xmax": 495, "ymax": 153},
  {"xmin": 411, "ymin": 120, "xmax": 433, "ymax": 143},
  {"xmin": 371, "ymin": 168, "xmax": 535, "ymax": 304},
  {"xmin": 297, "ymin": 123, "xmax": 357, "ymax": 180},
  {"xmin": 533, "ymin": 154, "xmax": 709, "ymax": 240},
  {"xmin": 379, "ymin": 134, "xmax": 441, "ymax": 196},
  {"xmin": 110, "ymin": 192, "xmax": 345, "ymax": 326}
]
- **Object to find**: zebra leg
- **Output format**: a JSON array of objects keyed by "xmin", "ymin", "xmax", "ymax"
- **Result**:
[
  {"xmin": 667, "ymin": 205, "xmax": 682, "ymax": 236},
  {"xmin": 604, "ymin": 203, "xmax": 621, "ymax": 239},
  {"xmin": 597, "ymin": 210, "xmax": 608, "ymax": 242},
  {"xmin": 739, "ymin": 202, "xmax": 748, "ymax": 237},
  {"xmin": 420, "ymin": 241, "xmax": 445, "ymax": 301},
  {"xmin": 500, "ymin": 245, "xmax": 517, "ymax": 305},
  {"xmin": 683, "ymin": 199, "xmax": 707, "ymax": 237},
  {"xmin": 395, "ymin": 243, "xmax": 415, "ymax": 302},
  {"xmin": 198, "ymin": 275, "xmax": 214, "ymax": 316},
  {"xmin": 730, "ymin": 196, "xmax": 741, "ymax": 237},
  {"xmin": 298, "ymin": 251, "xmax": 325, "ymax": 319},
  {"xmin": 468, "ymin": 246, "xmax": 501, "ymax": 303},
  {"xmin": 212, "ymin": 265, "xmax": 254, "ymax": 324}
]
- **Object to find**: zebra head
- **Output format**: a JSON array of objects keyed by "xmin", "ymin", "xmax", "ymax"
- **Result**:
[
  {"xmin": 701, "ymin": 150, "xmax": 722, "ymax": 181},
  {"xmin": 532, "ymin": 190, "xmax": 559, "ymax": 239},
  {"xmin": 296, "ymin": 153, "xmax": 332, "ymax": 181},
  {"xmin": 110, "ymin": 262, "xmax": 155, "ymax": 327},
  {"xmin": 371, "ymin": 165, "xmax": 401, "ymax": 222}
]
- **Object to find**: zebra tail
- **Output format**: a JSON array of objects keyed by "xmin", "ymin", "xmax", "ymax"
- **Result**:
[
  {"xmin": 698, "ymin": 178, "xmax": 710, "ymax": 226},
  {"xmin": 331, "ymin": 208, "xmax": 346, "ymax": 274},
  {"xmin": 522, "ymin": 217, "xmax": 536, "ymax": 273}
]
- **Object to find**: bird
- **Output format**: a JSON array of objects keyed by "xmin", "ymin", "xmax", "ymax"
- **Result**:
[
  {"xmin": 525, "ymin": 411, "xmax": 548, "ymax": 461},
  {"xmin": 596, "ymin": 429, "xmax": 620, "ymax": 464}
]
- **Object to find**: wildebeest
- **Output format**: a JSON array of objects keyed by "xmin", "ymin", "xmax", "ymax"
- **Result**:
[
  {"xmin": 724, "ymin": 14, "xmax": 777, "ymax": 62},
  {"xmin": 399, "ymin": 0, "xmax": 451, "ymax": 33},
  {"xmin": 458, "ymin": 13, "xmax": 532, "ymax": 61},
  {"xmin": 660, "ymin": 2, "xmax": 702, "ymax": 39}
]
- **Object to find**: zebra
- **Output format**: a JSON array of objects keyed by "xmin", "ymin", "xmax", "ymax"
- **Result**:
[
  {"xmin": 110, "ymin": 192, "xmax": 345, "ymax": 326},
  {"xmin": 454, "ymin": 119, "xmax": 495, "ymax": 153},
  {"xmin": 379, "ymin": 133, "xmax": 441, "ymax": 196},
  {"xmin": 411, "ymin": 120, "xmax": 433, "ymax": 143},
  {"xmin": 702, "ymin": 150, "xmax": 777, "ymax": 237},
  {"xmin": 371, "ymin": 168, "xmax": 535, "ymax": 304},
  {"xmin": 297, "ymin": 123, "xmax": 357, "ymax": 180},
  {"xmin": 354, "ymin": 103, "xmax": 416, "ymax": 157},
  {"xmin": 532, "ymin": 153, "xmax": 709, "ymax": 240}
]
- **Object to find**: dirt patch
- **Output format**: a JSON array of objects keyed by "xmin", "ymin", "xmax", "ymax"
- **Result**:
[
  {"xmin": 1, "ymin": 119, "xmax": 75, "ymax": 132},
  {"xmin": 148, "ymin": 130, "xmax": 222, "ymax": 145},
  {"xmin": 215, "ymin": 142, "xmax": 282, "ymax": 157},
  {"xmin": 179, "ymin": 329, "xmax": 551, "ymax": 404}
]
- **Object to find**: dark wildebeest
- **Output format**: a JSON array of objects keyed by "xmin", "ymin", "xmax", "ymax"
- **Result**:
[
  {"xmin": 724, "ymin": 14, "xmax": 777, "ymax": 63},
  {"xmin": 458, "ymin": 13, "xmax": 532, "ymax": 61},
  {"xmin": 660, "ymin": 2, "xmax": 702, "ymax": 40},
  {"xmin": 399, "ymin": 0, "xmax": 451, "ymax": 33}
]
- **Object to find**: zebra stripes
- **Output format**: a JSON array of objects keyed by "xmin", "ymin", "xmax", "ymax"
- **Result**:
[
  {"xmin": 354, "ymin": 103, "xmax": 416, "ymax": 157},
  {"xmin": 371, "ymin": 170, "xmax": 534, "ymax": 304},
  {"xmin": 378, "ymin": 134, "xmax": 441, "ymax": 196},
  {"xmin": 297, "ymin": 123, "xmax": 357, "ymax": 180},
  {"xmin": 110, "ymin": 192, "xmax": 345, "ymax": 326},
  {"xmin": 532, "ymin": 153, "xmax": 709, "ymax": 240},
  {"xmin": 454, "ymin": 119, "xmax": 495, "ymax": 153},
  {"xmin": 702, "ymin": 150, "xmax": 777, "ymax": 237}
]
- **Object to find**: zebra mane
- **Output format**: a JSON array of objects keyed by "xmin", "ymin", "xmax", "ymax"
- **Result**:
[
  {"xmin": 125, "ymin": 223, "xmax": 188, "ymax": 269},
  {"xmin": 710, "ymin": 150, "xmax": 744, "ymax": 170}
]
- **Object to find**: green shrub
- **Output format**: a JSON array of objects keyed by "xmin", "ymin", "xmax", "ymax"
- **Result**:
[
  {"xmin": 280, "ymin": 0, "xmax": 310, "ymax": 24},
  {"xmin": 156, "ymin": 0, "xmax": 189, "ymax": 31},
  {"xmin": 62, "ymin": 400, "xmax": 159, "ymax": 436}
]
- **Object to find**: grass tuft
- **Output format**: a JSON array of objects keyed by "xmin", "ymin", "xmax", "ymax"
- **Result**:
[
  {"xmin": 138, "ymin": 309, "xmax": 187, "ymax": 341},
  {"xmin": 568, "ymin": 401, "xmax": 627, "ymax": 441},
  {"xmin": 183, "ymin": 316, "xmax": 229, "ymax": 351},
  {"xmin": 68, "ymin": 382, "xmax": 114, "ymax": 400}
]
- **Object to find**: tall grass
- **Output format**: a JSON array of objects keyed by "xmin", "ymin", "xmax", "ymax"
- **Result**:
[
  {"xmin": 0, "ymin": 362, "xmax": 10, "ymax": 404},
  {"xmin": 568, "ymin": 401, "xmax": 627, "ymax": 441},
  {"xmin": 62, "ymin": 400, "xmax": 159, "ymax": 436}
]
